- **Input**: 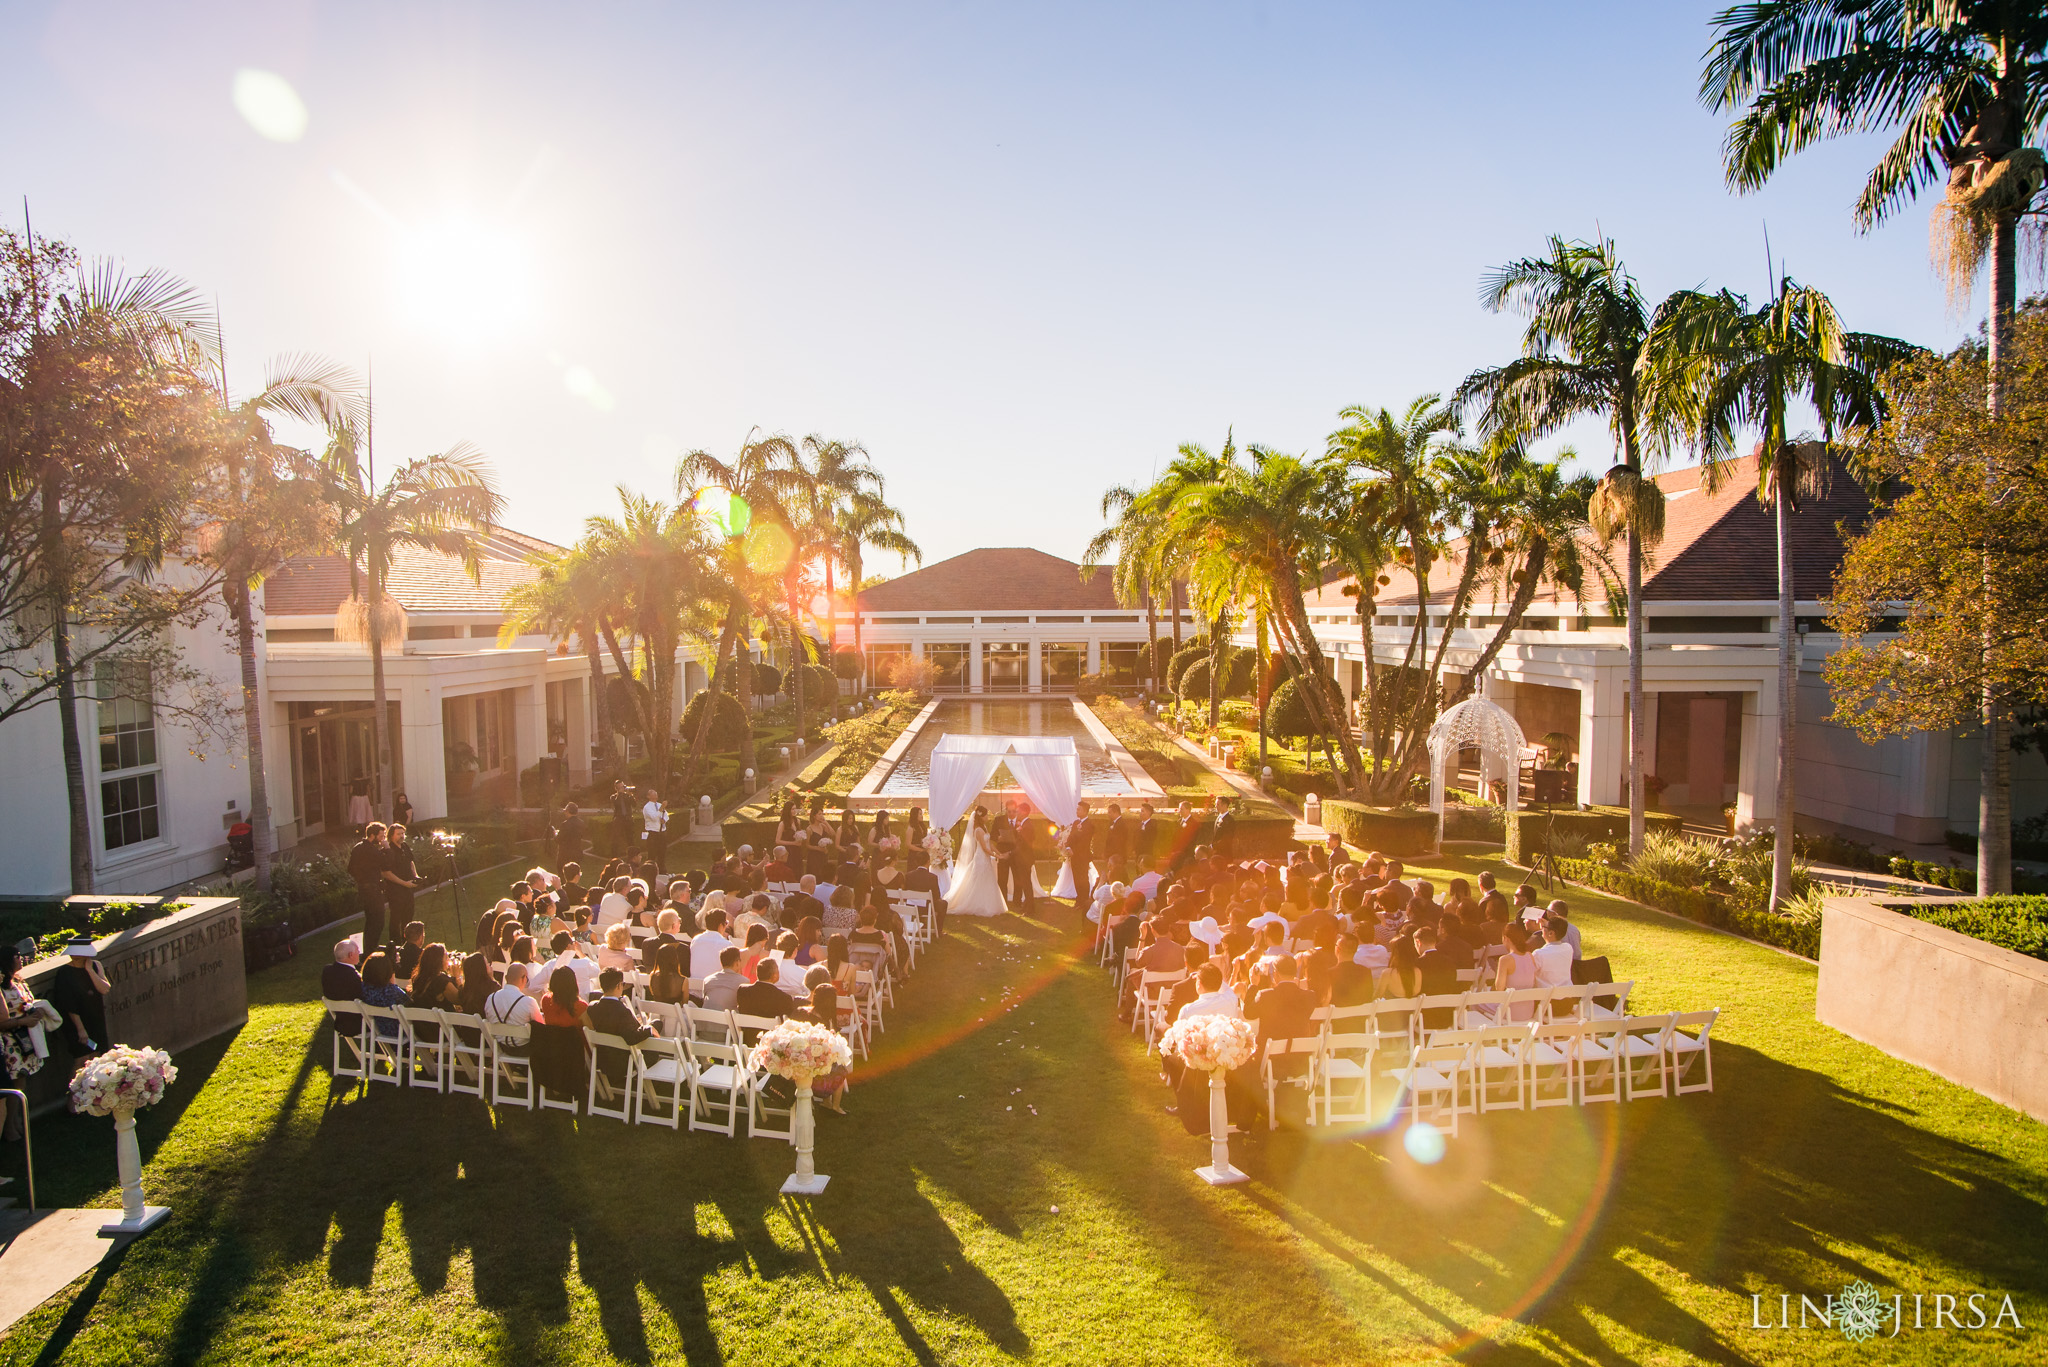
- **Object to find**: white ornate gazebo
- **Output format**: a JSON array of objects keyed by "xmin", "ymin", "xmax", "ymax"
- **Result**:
[{"xmin": 1426, "ymin": 686, "xmax": 1527, "ymax": 847}]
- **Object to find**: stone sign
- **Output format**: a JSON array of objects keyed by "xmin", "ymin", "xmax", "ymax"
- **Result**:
[{"xmin": 19, "ymin": 897, "xmax": 247, "ymax": 1114}]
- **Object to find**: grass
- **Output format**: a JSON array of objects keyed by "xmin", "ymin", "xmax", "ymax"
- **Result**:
[{"xmin": 1, "ymin": 851, "xmax": 2044, "ymax": 1364}]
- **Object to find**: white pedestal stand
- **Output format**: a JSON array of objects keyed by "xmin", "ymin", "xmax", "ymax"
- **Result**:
[
  {"xmin": 99, "ymin": 1109, "xmax": 170, "ymax": 1236},
  {"xmin": 1194, "ymin": 1069, "xmax": 1248, "ymax": 1186},
  {"xmin": 780, "ymin": 1088, "xmax": 830, "ymax": 1195}
]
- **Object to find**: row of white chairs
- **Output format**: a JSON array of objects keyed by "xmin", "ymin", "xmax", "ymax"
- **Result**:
[{"xmin": 1270, "ymin": 1007, "xmax": 1719, "ymax": 1134}]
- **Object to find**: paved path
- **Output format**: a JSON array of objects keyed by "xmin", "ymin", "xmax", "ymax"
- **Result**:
[{"xmin": 0, "ymin": 1208, "xmax": 121, "ymax": 1334}]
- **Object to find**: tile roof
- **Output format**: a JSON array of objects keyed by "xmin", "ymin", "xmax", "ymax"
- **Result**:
[
  {"xmin": 856, "ymin": 548, "xmax": 1125, "ymax": 612},
  {"xmin": 1302, "ymin": 451, "xmax": 1875, "ymax": 611},
  {"xmin": 263, "ymin": 527, "xmax": 566, "ymax": 617}
]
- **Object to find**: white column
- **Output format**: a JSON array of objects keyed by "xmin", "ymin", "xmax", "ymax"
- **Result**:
[
  {"xmin": 1578, "ymin": 669, "xmax": 1625, "ymax": 808},
  {"xmin": 969, "ymin": 635, "xmax": 983, "ymax": 691},
  {"xmin": 1086, "ymin": 638, "xmax": 1100, "ymax": 675},
  {"xmin": 564, "ymin": 674, "xmax": 591, "ymax": 786},
  {"xmin": 515, "ymin": 679, "xmax": 548, "ymax": 802},
  {"xmin": 1737, "ymin": 686, "xmax": 1773, "ymax": 829},
  {"xmin": 410, "ymin": 683, "xmax": 450, "ymax": 822},
  {"xmin": 1027, "ymin": 637, "xmax": 1043, "ymax": 690}
]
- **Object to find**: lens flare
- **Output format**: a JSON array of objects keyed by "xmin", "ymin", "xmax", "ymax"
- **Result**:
[
  {"xmin": 1403, "ymin": 1121, "xmax": 1447, "ymax": 1164},
  {"xmin": 397, "ymin": 217, "xmax": 532, "ymax": 342},
  {"xmin": 232, "ymin": 69, "xmax": 308, "ymax": 143}
]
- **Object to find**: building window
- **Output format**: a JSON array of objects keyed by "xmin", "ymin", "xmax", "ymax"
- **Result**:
[
  {"xmin": 865, "ymin": 642, "xmax": 912, "ymax": 684},
  {"xmin": 1037, "ymin": 615, "xmax": 1084, "ymax": 623},
  {"xmin": 925, "ymin": 642, "xmax": 970, "ymax": 691},
  {"xmin": 1090, "ymin": 615, "xmax": 1139, "ymax": 623},
  {"xmin": 96, "ymin": 662, "xmax": 161, "ymax": 851},
  {"xmin": 1100, "ymin": 640, "xmax": 1143, "ymax": 682},
  {"xmin": 1041, "ymin": 641, "xmax": 1086, "ymax": 687}
]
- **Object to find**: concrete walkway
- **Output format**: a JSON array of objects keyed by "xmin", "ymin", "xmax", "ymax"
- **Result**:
[{"xmin": 0, "ymin": 1209, "xmax": 121, "ymax": 1334}]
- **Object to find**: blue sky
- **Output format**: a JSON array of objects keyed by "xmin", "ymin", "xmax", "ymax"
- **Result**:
[{"xmin": 9, "ymin": 1, "xmax": 1982, "ymax": 571}]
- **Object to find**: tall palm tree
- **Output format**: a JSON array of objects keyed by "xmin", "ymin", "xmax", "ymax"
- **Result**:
[
  {"xmin": 1457, "ymin": 237, "xmax": 1671, "ymax": 854},
  {"xmin": 1463, "ymin": 454, "xmax": 1594, "ymax": 686},
  {"xmin": 795, "ymin": 435, "xmax": 882, "ymax": 663},
  {"xmin": 1701, "ymin": 1, "xmax": 2048, "ymax": 892},
  {"xmin": 325, "ymin": 437, "xmax": 503, "ymax": 820},
  {"xmin": 582, "ymin": 490, "xmax": 714, "ymax": 803},
  {"xmin": 834, "ymin": 490, "xmax": 922, "ymax": 687},
  {"xmin": 1323, "ymin": 395, "xmax": 1459, "ymax": 791},
  {"xmin": 1649, "ymin": 278, "xmax": 1919, "ymax": 907},
  {"xmin": 208, "ymin": 355, "xmax": 361, "ymax": 893},
  {"xmin": 1169, "ymin": 448, "xmax": 1370, "ymax": 791},
  {"xmin": 1083, "ymin": 483, "xmax": 1176, "ymax": 693},
  {"xmin": 499, "ymin": 542, "xmax": 619, "ymax": 785}
]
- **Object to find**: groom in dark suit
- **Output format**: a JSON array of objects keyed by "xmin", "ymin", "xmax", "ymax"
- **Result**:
[
  {"xmin": 1066, "ymin": 801, "xmax": 1095, "ymax": 909},
  {"xmin": 1005, "ymin": 802, "xmax": 1037, "ymax": 911}
]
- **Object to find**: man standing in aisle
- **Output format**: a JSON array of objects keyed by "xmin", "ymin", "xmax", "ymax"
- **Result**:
[
  {"xmin": 349, "ymin": 822, "xmax": 390, "ymax": 956},
  {"xmin": 610, "ymin": 780, "xmax": 637, "ymax": 856},
  {"xmin": 1066, "ymin": 801, "xmax": 1096, "ymax": 911},
  {"xmin": 642, "ymin": 787, "xmax": 670, "ymax": 872}
]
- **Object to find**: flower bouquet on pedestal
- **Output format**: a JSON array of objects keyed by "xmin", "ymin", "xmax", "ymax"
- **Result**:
[
  {"xmin": 69, "ymin": 1044, "xmax": 178, "ymax": 1234},
  {"xmin": 750, "ymin": 1021, "xmax": 854, "ymax": 1194},
  {"xmin": 1159, "ymin": 1014, "xmax": 1257, "ymax": 1186}
]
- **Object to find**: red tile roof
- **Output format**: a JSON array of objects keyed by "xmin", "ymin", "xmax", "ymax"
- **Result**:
[
  {"xmin": 263, "ymin": 527, "xmax": 566, "ymax": 617},
  {"xmin": 1302, "ymin": 452, "xmax": 1875, "ymax": 610},
  {"xmin": 857, "ymin": 548, "xmax": 1125, "ymax": 612}
]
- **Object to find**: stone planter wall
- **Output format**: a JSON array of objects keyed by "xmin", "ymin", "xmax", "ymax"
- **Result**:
[{"xmin": 1816, "ymin": 895, "xmax": 2048, "ymax": 1123}]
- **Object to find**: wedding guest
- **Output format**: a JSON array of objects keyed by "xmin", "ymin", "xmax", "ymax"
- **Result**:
[
  {"xmin": 700, "ymin": 946, "xmax": 748, "ymax": 1010},
  {"xmin": 322, "ymin": 939, "xmax": 364, "ymax": 1028},
  {"xmin": 485, "ymin": 963, "xmax": 541, "ymax": 1025},
  {"xmin": 1546, "ymin": 900, "xmax": 1583, "ymax": 958},
  {"xmin": 1492, "ymin": 923, "xmax": 1539, "ymax": 1015},
  {"xmin": 823, "ymin": 934, "xmax": 859, "ymax": 1000},
  {"xmin": 647, "ymin": 943, "xmax": 691, "ymax": 1006},
  {"xmin": 792, "ymin": 985, "xmax": 851, "ymax": 1112},
  {"xmin": 587, "ymin": 969, "xmax": 657, "ymax": 1065},
  {"xmin": 410, "ymin": 943, "xmax": 461, "ymax": 1009},
  {"xmin": 349, "ymin": 822, "xmax": 390, "ymax": 956},
  {"xmin": 784, "ymin": 876, "xmax": 824, "ymax": 927},
  {"xmin": 690, "ymin": 909, "xmax": 735, "ymax": 980},
  {"xmin": 792, "ymin": 916, "xmax": 826, "ymax": 967},
  {"xmin": 1175, "ymin": 963, "xmax": 1240, "ymax": 1021},
  {"xmin": 540, "ymin": 966, "xmax": 589, "ymax": 1029},
  {"xmin": 597, "ymin": 922, "xmax": 638, "ymax": 974},
  {"xmin": 1330, "ymin": 934, "xmax": 1375, "ymax": 1007},
  {"xmin": 456, "ymin": 953, "xmax": 495, "ymax": 1016},
  {"xmin": 824, "ymin": 885, "xmax": 860, "ymax": 934},
  {"xmin": 1532, "ymin": 917, "xmax": 1576, "ymax": 989},
  {"xmin": 738, "ymin": 924, "xmax": 773, "ymax": 982},
  {"xmin": 1384, "ymin": 936, "xmax": 1424, "ymax": 1000},
  {"xmin": 736, "ymin": 958, "xmax": 798, "ymax": 1018},
  {"xmin": 733, "ymin": 894, "xmax": 776, "ymax": 944},
  {"xmin": 644, "ymin": 909, "xmax": 685, "ymax": 964},
  {"xmin": 383, "ymin": 825, "xmax": 422, "ymax": 928}
]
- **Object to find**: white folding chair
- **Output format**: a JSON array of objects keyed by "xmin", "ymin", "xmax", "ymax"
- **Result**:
[
  {"xmin": 1667, "ymin": 1009, "xmax": 1719, "ymax": 1096},
  {"xmin": 359, "ymin": 1003, "xmax": 406, "ymax": 1086},
  {"xmin": 685, "ymin": 1033, "xmax": 751, "ymax": 1137},
  {"xmin": 323, "ymin": 999, "xmax": 369, "ymax": 1085},
  {"xmin": 1619, "ymin": 1013, "xmax": 1676, "ymax": 1101},
  {"xmin": 1454, "ymin": 968, "xmax": 1482, "ymax": 989},
  {"xmin": 1132, "ymin": 970, "xmax": 1185, "ymax": 1049},
  {"xmin": 1114, "ymin": 947, "xmax": 1141, "ymax": 996},
  {"xmin": 484, "ymin": 1021, "xmax": 534, "ymax": 1110},
  {"xmin": 1316, "ymin": 1021, "xmax": 1379, "ymax": 1127},
  {"xmin": 633, "ymin": 1036, "xmax": 690, "ymax": 1129},
  {"xmin": 1457, "ymin": 990, "xmax": 1511, "ymax": 1029},
  {"xmin": 1499, "ymin": 987, "xmax": 1551, "ymax": 1025},
  {"xmin": 585, "ymin": 1030, "xmax": 638, "ymax": 1123},
  {"xmin": 1577, "ymin": 1017, "xmax": 1628, "ymax": 1105},
  {"xmin": 684, "ymin": 1002, "xmax": 738, "ymax": 1047},
  {"xmin": 728, "ymin": 1011, "xmax": 796, "ymax": 1142},
  {"xmin": 1388, "ymin": 1038, "xmax": 1472, "ymax": 1137},
  {"xmin": 641, "ymin": 998, "xmax": 685, "ymax": 1039},
  {"xmin": 1586, "ymin": 980, "xmax": 1635, "ymax": 1020},
  {"xmin": 441, "ymin": 1011, "xmax": 488, "ymax": 1098},
  {"xmin": 1414, "ymin": 993, "xmax": 1466, "ymax": 1043},
  {"xmin": 1473, "ymin": 1023, "xmax": 1535, "ymax": 1113},
  {"xmin": 397, "ymin": 1005, "xmax": 448, "ymax": 1091},
  {"xmin": 1527, "ymin": 1020, "xmax": 1580, "ymax": 1108},
  {"xmin": 1261, "ymin": 1036, "xmax": 1321, "ymax": 1130}
]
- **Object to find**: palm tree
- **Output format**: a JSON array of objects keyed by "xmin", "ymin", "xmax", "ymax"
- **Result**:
[
  {"xmin": 1083, "ymin": 484, "xmax": 1176, "ymax": 693},
  {"xmin": 1648, "ymin": 278, "xmax": 1919, "ymax": 908},
  {"xmin": 795, "ymin": 435, "xmax": 882, "ymax": 663},
  {"xmin": 582, "ymin": 490, "xmax": 714, "ymax": 803},
  {"xmin": 325, "ymin": 437, "xmax": 503, "ymax": 820},
  {"xmin": 1323, "ymin": 396, "xmax": 1459, "ymax": 792},
  {"xmin": 1168, "ymin": 448, "xmax": 1370, "ymax": 791},
  {"xmin": 1463, "ymin": 454, "xmax": 1594, "ymax": 686},
  {"xmin": 499, "ymin": 542, "xmax": 619, "ymax": 785},
  {"xmin": 834, "ymin": 490, "xmax": 922, "ymax": 688},
  {"xmin": 1457, "ymin": 237, "xmax": 1671, "ymax": 855},
  {"xmin": 208, "ymin": 355, "xmax": 361, "ymax": 893},
  {"xmin": 1701, "ymin": 1, "xmax": 2048, "ymax": 892}
]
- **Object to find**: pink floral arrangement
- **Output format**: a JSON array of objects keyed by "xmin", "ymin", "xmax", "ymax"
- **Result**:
[
  {"xmin": 750, "ymin": 1020, "xmax": 853, "ymax": 1088},
  {"xmin": 1160, "ymin": 1014, "xmax": 1256, "ymax": 1073},
  {"xmin": 68, "ymin": 1044, "xmax": 177, "ymax": 1117}
]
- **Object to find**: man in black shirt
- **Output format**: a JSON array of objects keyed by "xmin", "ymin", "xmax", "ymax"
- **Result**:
[
  {"xmin": 1066, "ymin": 802, "xmax": 1095, "ymax": 909},
  {"xmin": 609, "ymin": 781, "xmax": 636, "ymax": 856},
  {"xmin": 320, "ymin": 939, "xmax": 364, "ymax": 1038},
  {"xmin": 555, "ymin": 802, "xmax": 586, "ymax": 867},
  {"xmin": 735, "ymin": 958, "xmax": 798, "ymax": 1018},
  {"xmin": 49, "ymin": 938, "xmax": 109, "ymax": 1057},
  {"xmin": 348, "ymin": 822, "xmax": 389, "ymax": 956}
]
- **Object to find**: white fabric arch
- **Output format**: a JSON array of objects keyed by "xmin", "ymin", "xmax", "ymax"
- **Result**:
[
  {"xmin": 1427, "ymin": 694, "xmax": 1527, "ymax": 846},
  {"xmin": 927, "ymin": 734, "xmax": 1081, "ymax": 831}
]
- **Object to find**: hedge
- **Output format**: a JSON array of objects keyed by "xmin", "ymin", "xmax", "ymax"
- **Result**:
[
  {"xmin": 1897, "ymin": 895, "xmax": 2048, "ymax": 962},
  {"xmin": 1504, "ymin": 806, "xmax": 1683, "ymax": 865},
  {"xmin": 1319, "ymin": 801, "xmax": 1437, "ymax": 856},
  {"xmin": 1556, "ymin": 858, "xmax": 1820, "ymax": 959}
]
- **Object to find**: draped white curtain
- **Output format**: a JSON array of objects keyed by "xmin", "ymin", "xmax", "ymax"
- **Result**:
[{"xmin": 927, "ymin": 735, "xmax": 1082, "ymax": 830}]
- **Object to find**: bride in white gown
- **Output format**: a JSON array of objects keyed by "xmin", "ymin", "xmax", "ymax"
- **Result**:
[{"xmin": 947, "ymin": 808, "xmax": 1010, "ymax": 917}]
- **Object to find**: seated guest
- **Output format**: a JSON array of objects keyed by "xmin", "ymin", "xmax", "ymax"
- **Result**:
[
  {"xmin": 738, "ymin": 924, "xmax": 773, "ymax": 981},
  {"xmin": 1532, "ymin": 916, "xmax": 1576, "ymax": 988},
  {"xmin": 784, "ymin": 875, "xmax": 825, "ymax": 927},
  {"xmin": 587, "ymin": 968, "xmax": 657, "ymax": 1058},
  {"xmin": 1546, "ymin": 900, "xmax": 1583, "ymax": 958},
  {"xmin": 733, "ymin": 894, "xmax": 776, "ymax": 944},
  {"xmin": 644, "ymin": 909, "xmax": 684, "ymax": 963},
  {"xmin": 700, "ymin": 945, "xmax": 748, "ymax": 1011},
  {"xmin": 490, "ymin": 918, "xmax": 521, "ymax": 967},
  {"xmin": 901, "ymin": 850, "xmax": 947, "ymax": 937},
  {"xmin": 1245, "ymin": 954, "xmax": 1318, "ymax": 1046},
  {"xmin": 1436, "ymin": 912, "xmax": 1476, "ymax": 970},
  {"xmin": 848, "ymin": 904, "xmax": 895, "ymax": 968},
  {"xmin": 484, "ymin": 962, "xmax": 541, "ymax": 1025},
  {"xmin": 690, "ymin": 909, "xmax": 735, "ymax": 980},
  {"xmin": 1292, "ymin": 894, "xmax": 1337, "ymax": 947},
  {"xmin": 596, "ymin": 878, "xmax": 632, "ymax": 931},
  {"xmin": 410, "ymin": 942, "xmax": 460, "ymax": 1009},
  {"xmin": 1175, "ymin": 963, "xmax": 1241, "ymax": 1022},
  {"xmin": 540, "ymin": 931, "xmax": 601, "ymax": 999},
  {"xmin": 1384, "ymin": 936, "xmax": 1424, "ymax": 1000},
  {"xmin": 646, "ymin": 942, "xmax": 691, "ymax": 1006},
  {"xmin": 824, "ymin": 934, "xmax": 859, "ymax": 1000},
  {"xmin": 823, "ymin": 885, "xmax": 860, "ymax": 934},
  {"xmin": 792, "ymin": 916, "xmax": 826, "ymax": 967},
  {"xmin": 1330, "ymin": 934, "xmax": 1375, "ymax": 1006},
  {"xmin": 359, "ymin": 952, "xmax": 409, "ymax": 1038},
  {"xmin": 1493, "ymin": 923, "xmax": 1539, "ymax": 1014},
  {"xmin": 1159, "ymin": 943, "xmax": 1209, "ymax": 1024},
  {"xmin": 736, "ymin": 958, "xmax": 798, "ymax": 1019},
  {"xmin": 539, "ymin": 966, "xmax": 588, "ymax": 1028},
  {"xmin": 322, "ymin": 939, "xmax": 363, "ymax": 1036},
  {"xmin": 597, "ymin": 921, "xmax": 638, "ymax": 973},
  {"xmin": 869, "ymin": 849, "xmax": 904, "ymax": 898},
  {"xmin": 395, "ymin": 921, "xmax": 428, "ymax": 981}
]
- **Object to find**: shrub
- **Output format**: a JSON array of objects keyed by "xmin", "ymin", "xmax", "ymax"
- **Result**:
[
  {"xmin": 1166, "ymin": 640, "xmax": 1209, "ymax": 693},
  {"xmin": 1630, "ymin": 831, "xmax": 1717, "ymax": 887},
  {"xmin": 884, "ymin": 655, "xmax": 937, "ymax": 694},
  {"xmin": 1179, "ymin": 658, "xmax": 1212, "ymax": 704},
  {"xmin": 680, "ymin": 688, "xmax": 749, "ymax": 750},
  {"xmin": 1266, "ymin": 674, "xmax": 1345, "ymax": 743},
  {"xmin": 1504, "ymin": 807, "xmax": 1682, "ymax": 865},
  {"xmin": 1556, "ymin": 857, "xmax": 1824, "ymax": 958},
  {"xmin": 1897, "ymin": 895, "xmax": 2048, "ymax": 960},
  {"xmin": 1221, "ymin": 646, "xmax": 1259, "ymax": 698},
  {"xmin": 1319, "ymin": 800, "xmax": 1436, "ymax": 855},
  {"xmin": 791, "ymin": 662, "xmax": 840, "ymax": 713},
  {"xmin": 1442, "ymin": 803, "xmax": 1506, "ymax": 842},
  {"xmin": 831, "ymin": 647, "xmax": 863, "ymax": 680}
]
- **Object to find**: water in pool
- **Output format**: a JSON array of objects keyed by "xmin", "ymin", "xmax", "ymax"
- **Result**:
[{"xmin": 878, "ymin": 699, "xmax": 1135, "ymax": 796}]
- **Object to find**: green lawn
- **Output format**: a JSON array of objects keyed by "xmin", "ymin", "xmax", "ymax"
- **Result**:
[{"xmin": 1, "ymin": 852, "xmax": 2043, "ymax": 1364}]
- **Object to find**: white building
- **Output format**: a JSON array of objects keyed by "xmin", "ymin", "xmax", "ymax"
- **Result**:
[
  {"xmin": 1250, "ymin": 454, "xmax": 2044, "ymax": 847},
  {"xmin": 848, "ymin": 547, "xmax": 1190, "ymax": 690}
]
